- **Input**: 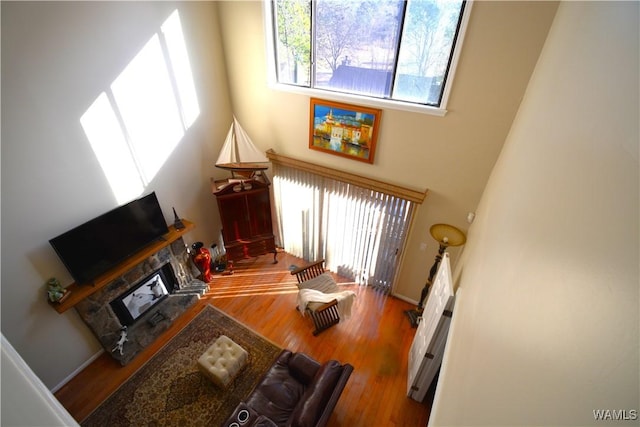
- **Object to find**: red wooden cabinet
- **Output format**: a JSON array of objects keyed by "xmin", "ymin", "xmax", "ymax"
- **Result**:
[{"xmin": 212, "ymin": 179, "xmax": 277, "ymax": 263}]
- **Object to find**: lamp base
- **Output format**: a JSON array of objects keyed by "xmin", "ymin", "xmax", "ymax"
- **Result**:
[{"xmin": 404, "ymin": 309, "xmax": 422, "ymax": 328}]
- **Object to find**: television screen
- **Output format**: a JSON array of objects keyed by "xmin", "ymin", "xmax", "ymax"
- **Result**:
[
  {"xmin": 49, "ymin": 192, "xmax": 169, "ymax": 285},
  {"xmin": 109, "ymin": 264, "xmax": 174, "ymax": 326}
]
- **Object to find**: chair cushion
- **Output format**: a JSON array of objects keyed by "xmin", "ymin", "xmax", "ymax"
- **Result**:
[{"xmin": 297, "ymin": 272, "xmax": 340, "ymax": 294}]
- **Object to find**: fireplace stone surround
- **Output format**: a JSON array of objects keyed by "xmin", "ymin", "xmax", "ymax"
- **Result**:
[{"xmin": 74, "ymin": 237, "xmax": 206, "ymax": 365}]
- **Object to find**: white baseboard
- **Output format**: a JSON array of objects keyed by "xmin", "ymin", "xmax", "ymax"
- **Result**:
[
  {"xmin": 391, "ymin": 292, "xmax": 418, "ymax": 306},
  {"xmin": 50, "ymin": 349, "xmax": 105, "ymax": 393}
]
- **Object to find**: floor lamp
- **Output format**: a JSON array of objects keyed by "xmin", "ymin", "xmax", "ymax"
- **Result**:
[{"xmin": 405, "ymin": 223, "xmax": 466, "ymax": 328}]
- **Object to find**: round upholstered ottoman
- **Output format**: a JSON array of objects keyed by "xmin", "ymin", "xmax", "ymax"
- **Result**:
[{"xmin": 197, "ymin": 335, "xmax": 248, "ymax": 388}]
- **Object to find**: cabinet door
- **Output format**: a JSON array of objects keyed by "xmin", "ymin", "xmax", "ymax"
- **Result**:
[
  {"xmin": 218, "ymin": 194, "xmax": 251, "ymax": 242},
  {"xmin": 246, "ymin": 189, "xmax": 273, "ymax": 236}
]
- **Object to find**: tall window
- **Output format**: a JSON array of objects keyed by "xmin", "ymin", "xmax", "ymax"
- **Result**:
[
  {"xmin": 268, "ymin": 0, "xmax": 468, "ymax": 109},
  {"xmin": 272, "ymin": 163, "xmax": 415, "ymax": 294}
]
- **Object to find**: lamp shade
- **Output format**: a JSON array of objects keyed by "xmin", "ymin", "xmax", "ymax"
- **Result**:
[{"xmin": 429, "ymin": 223, "xmax": 466, "ymax": 247}]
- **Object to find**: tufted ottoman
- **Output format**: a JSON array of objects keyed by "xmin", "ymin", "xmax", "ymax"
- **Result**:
[{"xmin": 198, "ymin": 335, "xmax": 248, "ymax": 388}]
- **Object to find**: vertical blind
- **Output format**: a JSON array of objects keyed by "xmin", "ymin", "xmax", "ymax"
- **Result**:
[{"xmin": 272, "ymin": 163, "xmax": 416, "ymax": 294}]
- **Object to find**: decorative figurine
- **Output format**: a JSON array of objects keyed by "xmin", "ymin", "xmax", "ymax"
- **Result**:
[
  {"xmin": 46, "ymin": 277, "xmax": 70, "ymax": 303},
  {"xmin": 191, "ymin": 242, "xmax": 213, "ymax": 282},
  {"xmin": 210, "ymin": 243, "xmax": 226, "ymax": 272},
  {"xmin": 223, "ymin": 260, "xmax": 234, "ymax": 276},
  {"xmin": 172, "ymin": 207, "xmax": 185, "ymax": 230},
  {"xmin": 112, "ymin": 326, "xmax": 128, "ymax": 356}
]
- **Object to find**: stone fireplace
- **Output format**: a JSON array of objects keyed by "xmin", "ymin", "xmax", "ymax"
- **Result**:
[{"xmin": 74, "ymin": 237, "xmax": 206, "ymax": 365}]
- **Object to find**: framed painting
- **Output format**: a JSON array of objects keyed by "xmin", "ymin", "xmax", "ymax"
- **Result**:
[{"xmin": 309, "ymin": 98, "xmax": 381, "ymax": 164}]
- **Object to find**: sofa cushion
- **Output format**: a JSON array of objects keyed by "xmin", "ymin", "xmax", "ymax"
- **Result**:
[
  {"xmin": 288, "ymin": 360, "xmax": 344, "ymax": 427},
  {"xmin": 245, "ymin": 352, "xmax": 306, "ymax": 425},
  {"xmin": 221, "ymin": 402, "xmax": 259, "ymax": 427},
  {"xmin": 288, "ymin": 352, "xmax": 320, "ymax": 385},
  {"xmin": 252, "ymin": 416, "xmax": 278, "ymax": 427}
]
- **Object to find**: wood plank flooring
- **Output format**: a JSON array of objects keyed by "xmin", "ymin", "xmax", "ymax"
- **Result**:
[{"xmin": 55, "ymin": 252, "xmax": 435, "ymax": 426}]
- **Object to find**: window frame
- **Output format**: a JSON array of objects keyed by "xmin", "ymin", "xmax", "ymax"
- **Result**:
[{"xmin": 263, "ymin": 0, "xmax": 474, "ymax": 117}]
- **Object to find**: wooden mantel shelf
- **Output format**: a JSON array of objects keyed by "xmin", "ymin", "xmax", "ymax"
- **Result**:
[{"xmin": 50, "ymin": 220, "xmax": 195, "ymax": 314}]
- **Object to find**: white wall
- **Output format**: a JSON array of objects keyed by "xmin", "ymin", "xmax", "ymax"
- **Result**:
[
  {"xmin": 430, "ymin": 2, "xmax": 639, "ymax": 425},
  {"xmin": 1, "ymin": 1, "xmax": 232, "ymax": 389},
  {"xmin": 1, "ymin": 334, "xmax": 78, "ymax": 426}
]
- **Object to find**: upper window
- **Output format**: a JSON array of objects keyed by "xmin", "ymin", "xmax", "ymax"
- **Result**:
[{"xmin": 267, "ymin": 0, "xmax": 468, "ymax": 111}]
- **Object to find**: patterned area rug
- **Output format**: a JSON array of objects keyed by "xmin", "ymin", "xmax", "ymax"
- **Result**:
[{"xmin": 81, "ymin": 305, "xmax": 282, "ymax": 426}]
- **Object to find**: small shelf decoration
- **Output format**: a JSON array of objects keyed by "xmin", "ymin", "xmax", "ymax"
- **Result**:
[
  {"xmin": 172, "ymin": 207, "xmax": 185, "ymax": 230},
  {"xmin": 47, "ymin": 277, "xmax": 70, "ymax": 304},
  {"xmin": 309, "ymin": 98, "xmax": 381, "ymax": 164}
]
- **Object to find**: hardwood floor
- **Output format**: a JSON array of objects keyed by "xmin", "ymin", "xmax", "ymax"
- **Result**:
[{"xmin": 55, "ymin": 252, "xmax": 435, "ymax": 426}]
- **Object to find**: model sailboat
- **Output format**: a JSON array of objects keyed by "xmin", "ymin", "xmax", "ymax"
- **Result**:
[{"xmin": 215, "ymin": 116, "xmax": 269, "ymax": 178}]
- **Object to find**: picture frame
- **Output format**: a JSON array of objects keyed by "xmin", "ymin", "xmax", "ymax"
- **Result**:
[{"xmin": 309, "ymin": 98, "xmax": 381, "ymax": 164}]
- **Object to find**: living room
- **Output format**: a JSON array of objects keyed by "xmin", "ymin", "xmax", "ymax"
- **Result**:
[{"xmin": 2, "ymin": 1, "xmax": 638, "ymax": 426}]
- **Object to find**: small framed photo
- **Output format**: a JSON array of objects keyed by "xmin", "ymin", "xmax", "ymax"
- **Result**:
[{"xmin": 309, "ymin": 98, "xmax": 381, "ymax": 164}]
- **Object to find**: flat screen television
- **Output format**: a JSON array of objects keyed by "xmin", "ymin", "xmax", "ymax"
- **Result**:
[{"xmin": 49, "ymin": 192, "xmax": 169, "ymax": 285}]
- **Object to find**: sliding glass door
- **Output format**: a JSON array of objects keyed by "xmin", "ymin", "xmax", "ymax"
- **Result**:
[{"xmin": 272, "ymin": 163, "xmax": 415, "ymax": 294}]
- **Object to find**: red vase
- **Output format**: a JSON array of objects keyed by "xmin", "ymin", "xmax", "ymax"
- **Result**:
[{"xmin": 192, "ymin": 245, "xmax": 213, "ymax": 282}]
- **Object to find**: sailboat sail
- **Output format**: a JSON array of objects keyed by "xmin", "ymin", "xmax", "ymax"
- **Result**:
[{"xmin": 216, "ymin": 117, "xmax": 269, "ymax": 171}]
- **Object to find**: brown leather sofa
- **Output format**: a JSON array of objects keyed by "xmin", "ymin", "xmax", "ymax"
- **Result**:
[{"xmin": 222, "ymin": 350, "xmax": 353, "ymax": 427}]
